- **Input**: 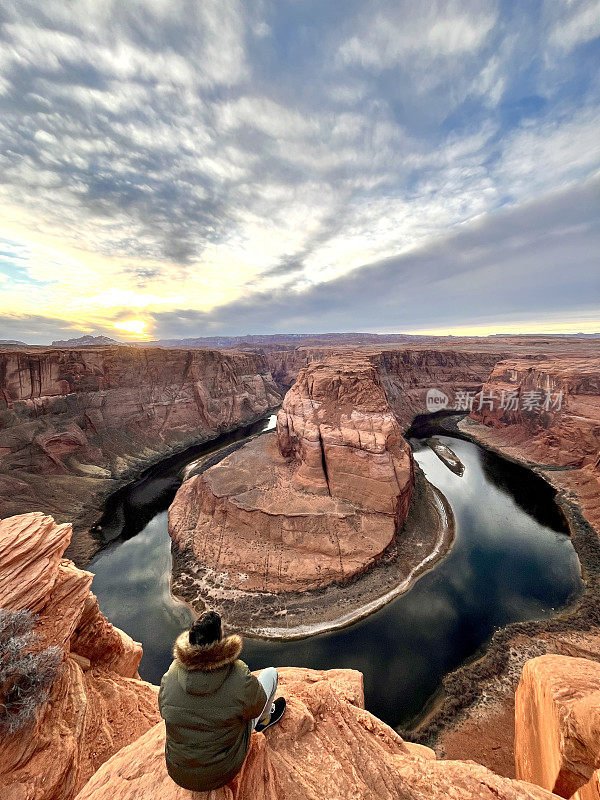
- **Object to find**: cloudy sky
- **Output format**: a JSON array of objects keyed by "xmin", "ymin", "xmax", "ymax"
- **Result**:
[{"xmin": 0, "ymin": 0, "xmax": 599, "ymax": 343}]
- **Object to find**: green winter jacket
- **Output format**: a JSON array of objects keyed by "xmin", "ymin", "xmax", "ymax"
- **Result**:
[{"xmin": 158, "ymin": 632, "xmax": 267, "ymax": 792}]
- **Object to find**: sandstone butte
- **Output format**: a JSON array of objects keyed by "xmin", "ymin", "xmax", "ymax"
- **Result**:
[
  {"xmin": 168, "ymin": 358, "xmax": 415, "ymax": 593},
  {"xmin": 515, "ymin": 654, "xmax": 600, "ymax": 800},
  {"xmin": 0, "ymin": 347, "xmax": 282, "ymax": 561},
  {"xmin": 468, "ymin": 356, "xmax": 600, "ymax": 536},
  {"xmin": 0, "ymin": 512, "xmax": 160, "ymax": 800}
]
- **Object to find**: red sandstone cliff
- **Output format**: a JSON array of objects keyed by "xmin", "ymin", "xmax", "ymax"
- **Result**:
[
  {"xmin": 0, "ymin": 513, "xmax": 160, "ymax": 800},
  {"xmin": 263, "ymin": 345, "xmax": 509, "ymax": 433},
  {"xmin": 169, "ymin": 358, "xmax": 414, "ymax": 593},
  {"xmin": 263, "ymin": 336, "xmax": 597, "ymax": 393},
  {"xmin": 430, "ymin": 357, "xmax": 600, "ymax": 778},
  {"xmin": 265, "ymin": 346, "xmax": 506, "ymax": 426},
  {"xmin": 0, "ymin": 348, "xmax": 281, "ymax": 561},
  {"xmin": 515, "ymin": 655, "xmax": 600, "ymax": 799},
  {"xmin": 374, "ymin": 348, "xmax": 506, "ymax": 427},
  {"xmin": 1, "ymin": 508, "xmax": 570, "ymax": 800},
  {"xmin": 75, "ymin": 665, "xmax": 558, "ymax": 800},
  {"xmin": 3, "ymin": 341, "xmax": 591, "ymax": 565},
  {"xmin": 467, "ymin": 357, "xmax": 600, "ymax": 535}
]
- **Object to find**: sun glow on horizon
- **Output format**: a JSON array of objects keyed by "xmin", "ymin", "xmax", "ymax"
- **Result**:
[{"xmin": 113, "ymin": 319, "xmax": 148, "ymax": 338}]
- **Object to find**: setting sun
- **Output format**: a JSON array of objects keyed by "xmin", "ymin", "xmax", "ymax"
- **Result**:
[{"xmin": 113, "ymin": 319, "xmax": 148, "ymax": 337}]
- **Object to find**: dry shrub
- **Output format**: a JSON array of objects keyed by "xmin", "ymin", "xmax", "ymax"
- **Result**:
[{"xmin": 0, "ymin": 608, "xmax": 63, "ymax": 734}]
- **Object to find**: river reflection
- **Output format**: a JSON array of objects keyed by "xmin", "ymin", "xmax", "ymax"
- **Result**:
[{"xmin": 89, "ymin": 422, "xmax": 582, "ymax": 729}]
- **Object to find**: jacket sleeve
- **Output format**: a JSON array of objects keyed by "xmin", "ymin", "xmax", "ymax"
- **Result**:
[{"xmin": 240, "ymin": 663, "xmax": 268, "ymax": 720}]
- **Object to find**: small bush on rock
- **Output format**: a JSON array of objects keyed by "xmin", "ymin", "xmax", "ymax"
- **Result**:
[{"xmin": 0, "ymin": 608, "xmax": 63, "ymax": 734}]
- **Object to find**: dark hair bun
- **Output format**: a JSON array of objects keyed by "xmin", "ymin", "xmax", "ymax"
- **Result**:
[{"xmin": 189, "ymin": 610, "xmax": 222, "ymax": 646}]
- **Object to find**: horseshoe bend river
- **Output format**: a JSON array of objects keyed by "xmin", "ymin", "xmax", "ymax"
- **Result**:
[{"xmin": 87, "ymin": 413, "xmax": 582, "ymax": 729}]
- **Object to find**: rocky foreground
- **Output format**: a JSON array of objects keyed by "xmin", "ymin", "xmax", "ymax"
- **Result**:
[
  {"xmin": 169, "ymin": 357, "xmax": 414, "ymax": 595},
  {"xmin": 0, "ymin": 513, "xmax": 160, "ymax": 800},
  {"xmin": 75, "ymin": 667, "xmax": 556, "ymax": 800},
  {"xmin": 0, "ymin": 348, "xmax": 281, "ymax": 562},
  {"xmin": 3, "ymin": 509, "xmax": 593, "ymax": 800}
]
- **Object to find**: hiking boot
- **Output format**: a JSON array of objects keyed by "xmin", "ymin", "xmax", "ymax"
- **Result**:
[{"xmin": 255, "ymin": 697, "xmax": 286, "ymax": 733}]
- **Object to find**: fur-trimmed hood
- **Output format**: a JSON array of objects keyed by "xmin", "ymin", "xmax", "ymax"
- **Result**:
[{"xmin": 174, "ymin": 632, "xmax": 243, "ymax": 673}]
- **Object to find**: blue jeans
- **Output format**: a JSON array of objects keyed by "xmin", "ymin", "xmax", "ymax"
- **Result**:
[{"xmin": 251, "ymin": 667, "xmax": 278, "ymax": 730}]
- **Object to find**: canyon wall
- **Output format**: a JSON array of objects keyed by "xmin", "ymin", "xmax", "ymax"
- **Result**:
[
  {"xmin": 0, "ymin": 347, "xmax": 281, "ymax": 561},
  {"xmin": 265, "ymin": 347, "xmax": 507, "ymax": 417},
  {"xmin": 467, "ymin": 357, "xmax": 600, "ymax": 535},
  {"xmin": 374, "ymin": 348, "xmax": 507, "ymax": 427},
  {"xmin": 169, "ymin": 357, "xmax": 414, "ymax": 594},
  {"xmin": 429, "ymin": 356, "xmax": 600, "ymax": 778},
  {"xmin": 263, "ymin": 336, "xmax": 598, "ymax": 393},
  {"xmin": 0, "ymin": 512, "xmax": 160, "ymax": 800},
  {"xmin": 1, "ymin": 339, "xmax": 590, "ymax": 560},
  {"xmin": 264, "ymin": 345, "xmax": 510, "ymax": 430}
]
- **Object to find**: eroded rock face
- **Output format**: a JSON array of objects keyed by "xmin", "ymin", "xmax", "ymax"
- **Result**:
[
  {"xmin": 0, "ymin": 513, "xmax": 160, "ymax": 800},
  {"xmin": 277, "ymin": 358, "xmax": 413, "ymax": 515},
  {"xmin": 265, "ymin": 346, "xmax": 508, "ymax": 426},
  {"xmin": 515, "ymin": 655, "xmax": 600, "ymax": 799},
  {"xmin": 0, "ymin": 347, "xmax": 281, "ymax": 561},
  {"xmin": 468, "ymin": 357, "xmax": 600, "ymax": 535},
  {"xmin": 169, "ymin": 358, "xmax": 414, "ymax": 593},
  {"xmin": 418, "ymin": 355, "xmax": 600, "ymax": 777},
  {"xmin": 75, "ymin": 667, "xmax": 557, "ymax": 800}
]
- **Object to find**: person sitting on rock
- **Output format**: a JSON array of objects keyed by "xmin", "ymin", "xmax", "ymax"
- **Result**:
[{"xmin": 158, "ymin": 610, "xmax": 286, "ymax": 792}]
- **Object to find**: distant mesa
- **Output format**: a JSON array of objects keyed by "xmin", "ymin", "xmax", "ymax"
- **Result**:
[
  {"xmin": 0, "ymin": 339, "xmax": 27, "ymax": 346},
  {"xmin": 51, "ymin": 334, "xmax": 123, "ymax": 347},
  {"xmin": 140, "ymin": 332, "xmax": 432, "ymax": 349}
]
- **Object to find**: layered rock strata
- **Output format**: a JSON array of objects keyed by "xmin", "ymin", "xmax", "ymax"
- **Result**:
[
  {"xmin": 467, "ymin": 357, "xmax": 600, "ymax": 536},
  {"xmin": 265, "ymin": 346, "xmax": 507, "ymax": 426},
  {"xmin": 0, "ymin": 347, "xmax": 281, "ymax": 562},
  {"xmin": 417, "ymin": 358, "xmax": 600, "ymax": 778},
  {"xmin": 515, "ymin": 655, "xmax": 600, "ymax": 799},
  {"xmin": 263, "ymin": 335, "xmax": 597, "ymax": 393},
  {"xmin": 0, "ymin": 512, "xmax": 160, "ymax": 800},
  {"xmin": 75, "ymin": 666, "xmax": 558, "ymax": 800},
  {"xmin": 169, "ymin": 358, "xmax": 414, "ymax": 593}
]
